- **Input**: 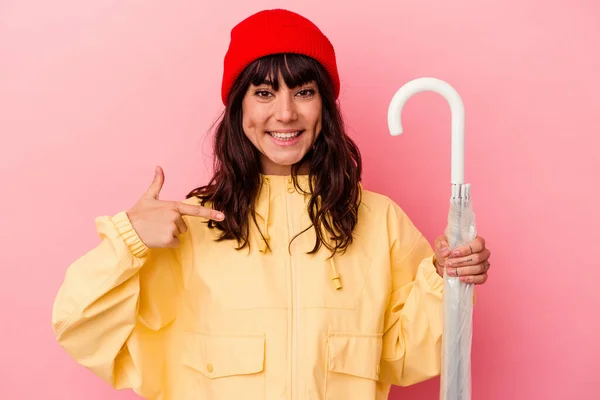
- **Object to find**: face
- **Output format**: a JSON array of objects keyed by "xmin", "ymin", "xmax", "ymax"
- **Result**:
[{"xmin": 241, "ymin": 73, "xmax": 323, "ymax": 175}]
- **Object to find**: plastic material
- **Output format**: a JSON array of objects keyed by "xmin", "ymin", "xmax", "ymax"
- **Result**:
[{"xmin": 441, "ymin": 183, "xmax": 476, "ymax": 400}]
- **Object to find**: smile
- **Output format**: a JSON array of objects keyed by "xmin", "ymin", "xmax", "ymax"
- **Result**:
[{"xmin": 267, "ymin": 130, "xmax": 304, "ymax": 140}]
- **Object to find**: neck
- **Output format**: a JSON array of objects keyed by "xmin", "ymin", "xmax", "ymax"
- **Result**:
[{"xmin": 261, "ymin": 161, "xmax": 310, "ymax": 176}]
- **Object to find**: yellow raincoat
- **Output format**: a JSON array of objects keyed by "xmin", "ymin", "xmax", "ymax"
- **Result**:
[{"xmin": 52, "ymin": 175, "xmax": 444, "ymax": 400}]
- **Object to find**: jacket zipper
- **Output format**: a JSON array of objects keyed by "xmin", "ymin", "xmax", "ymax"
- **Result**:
[{"xmin": 286, "ymin": 180, "xmax": 299, "ymax": 400}]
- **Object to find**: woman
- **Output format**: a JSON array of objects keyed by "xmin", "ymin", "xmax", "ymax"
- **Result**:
[{"xmin": 52, "ymin": 8, "xmax": 491, "ymax": 400}]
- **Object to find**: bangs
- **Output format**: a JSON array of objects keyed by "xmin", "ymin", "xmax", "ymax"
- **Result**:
[{"xmin": 248, "ymin": 53, "xmax": 322, "ymax": 90}]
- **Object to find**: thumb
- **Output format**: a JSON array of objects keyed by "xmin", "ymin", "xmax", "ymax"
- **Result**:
[
  {"xmin": 143, "ymin": 166, "xmax": 164, "ymax": 199},
  {"xmin": 434, "ymin": 235, "xmax": 450, "ymax": 258}
]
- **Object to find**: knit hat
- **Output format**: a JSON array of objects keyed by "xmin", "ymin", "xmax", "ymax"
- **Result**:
[{"xmin": 221, "ymin": 9, "xmax": 340, "ymax": 105}]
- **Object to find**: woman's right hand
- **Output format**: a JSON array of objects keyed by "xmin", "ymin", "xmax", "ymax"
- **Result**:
[{"xmin": 126, "ymin": 166, "xmax": 224, "ymax": 249}]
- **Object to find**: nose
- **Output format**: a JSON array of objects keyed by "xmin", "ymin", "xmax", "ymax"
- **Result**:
[{"xmin": 274, "ymin": 92, "xmax": 298, "ymax": 123}]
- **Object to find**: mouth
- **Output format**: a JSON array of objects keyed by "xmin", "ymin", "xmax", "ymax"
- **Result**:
[{"xmin": 267, "ymin": 130, "xmax": 304, "ymax": 141}]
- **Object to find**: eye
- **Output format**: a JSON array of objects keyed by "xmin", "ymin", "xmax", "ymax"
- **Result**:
[
  {"xmin": 296, "ymin": 89, "xmax": 316, "ymax": 97},
  {"xmin": 254, "ymin": 90, "xmax": 273, "ymax": 98}
]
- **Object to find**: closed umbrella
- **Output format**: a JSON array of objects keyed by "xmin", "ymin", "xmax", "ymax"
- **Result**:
[{"xmin": 387, "ymin": 77, "xmax": 476, "ymax": 400}]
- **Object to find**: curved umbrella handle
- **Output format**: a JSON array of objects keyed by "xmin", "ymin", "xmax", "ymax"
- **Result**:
[{"xmin": 387, "ymin": 77, "xmax": 465, "ymax": 185}]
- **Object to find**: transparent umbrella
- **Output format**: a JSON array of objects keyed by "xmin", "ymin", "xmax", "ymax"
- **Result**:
[{"xmin": 387, "ymin": 77, "xmax": 476, "ymax": 400}]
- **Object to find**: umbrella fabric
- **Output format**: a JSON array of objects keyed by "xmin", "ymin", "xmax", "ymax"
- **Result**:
[{"xmin": 440, "ymin": 183, "xmax": 477, "ymax": 400}]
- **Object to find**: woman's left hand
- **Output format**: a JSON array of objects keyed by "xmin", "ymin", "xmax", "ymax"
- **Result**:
[{"xmin": 433, "ymin": 236, "xmax": 491, "ymax": 284}]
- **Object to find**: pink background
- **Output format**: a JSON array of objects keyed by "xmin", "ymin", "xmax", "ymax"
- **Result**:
[{"xmin": 1, "ymin": 0, "xmax": 598, "ymax": 399}]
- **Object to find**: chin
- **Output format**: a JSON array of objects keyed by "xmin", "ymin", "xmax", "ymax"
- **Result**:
[
  {"xmin": 269, "ymin": 156, "xmax": 303, "ymax": 167},
  {"xmin": 261, "ymin": 151, "xmax": 308, "ymax": 173}
]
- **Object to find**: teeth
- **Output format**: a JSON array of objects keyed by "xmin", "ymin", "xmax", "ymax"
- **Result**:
[{"xmin": 269, "ymin": 131, "xmax": 302, "ymax": 140}]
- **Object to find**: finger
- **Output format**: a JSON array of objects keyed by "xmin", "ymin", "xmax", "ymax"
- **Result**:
[
  {"xmin": 450, "ymin": 236, "xmax": 486, "ymax": 258},
  {"xmin": 174, "ymin": 215, "xmax": 188, "ymax": 235},
  {"xmin": 434, "ymin": 235, "xmax": 450, "ymax": 258},
  {"xmin": 485, "ymin": 260, "xmax": 491, "ymax": 271},
  {"xmin": 176, "ymin": 202, "xmax": 225, "ymax": 221},
  {"xmin": 458, "ymin": 273, "xmax": 488, "ymax": 285},
  {"xmin": 143, "ymin": 166, "xmax": 165, "ymax": 200},
  {"xmin": 446, "ymin": 262, "xmax": 487, "ymax": 277},
  {"xmin": 445, "ymin": 248, "xmax": 490, "ymax": 267}
]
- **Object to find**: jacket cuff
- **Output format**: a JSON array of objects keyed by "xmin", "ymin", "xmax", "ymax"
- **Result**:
[
  {"xmin": 421, "ymin": 256, "xmax": 444, "ymax": 293},
  {"xmin": 111, "ymin": 211, "xmax": 149, "ymax": 258}
]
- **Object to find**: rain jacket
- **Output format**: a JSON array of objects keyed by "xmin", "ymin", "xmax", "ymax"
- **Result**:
[{"xmin": 52, "ymin": 174, "xmax": 444, "ymax": 400}]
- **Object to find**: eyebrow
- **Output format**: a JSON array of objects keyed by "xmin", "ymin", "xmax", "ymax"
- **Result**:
[
  {"xmin": 258, "ymin": 79, "xmax": 274, "ymax": 86},
  {"xmin": 255, "ymin": 79, "xmax": 315, "ymax": 88}
]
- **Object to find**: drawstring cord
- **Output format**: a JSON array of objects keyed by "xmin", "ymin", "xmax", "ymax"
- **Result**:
[
  {"xmin": 329, "ymin": 255, "xmax": 342, "ymax": 290},
  {"xmin": 259, "ymin": 177, "xmax": 271, "ymax": 253}
]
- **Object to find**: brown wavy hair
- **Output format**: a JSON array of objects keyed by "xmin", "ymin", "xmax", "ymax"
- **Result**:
[{"xmin": 187, "ymin": 53, "xmax": 362, "ymax": 255}]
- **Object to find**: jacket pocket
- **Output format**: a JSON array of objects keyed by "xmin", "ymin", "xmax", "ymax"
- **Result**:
[
  {"xmin": 325, "ymin": 333, "xmax": 383, "ymax": 400},
  {"xmin": 182, "ymin": 331, "xmax": 266, "ymax": 400}
]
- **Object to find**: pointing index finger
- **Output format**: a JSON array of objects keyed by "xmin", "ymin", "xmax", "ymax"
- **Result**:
[{"xmin": 176, "ymin": 202, "xmax": 225, "ymax": 221}]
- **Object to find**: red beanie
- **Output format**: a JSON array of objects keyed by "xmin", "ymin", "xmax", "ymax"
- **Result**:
[{"xmin": 221, "ymin": 9, "xmax": 340, "ymax": 105}]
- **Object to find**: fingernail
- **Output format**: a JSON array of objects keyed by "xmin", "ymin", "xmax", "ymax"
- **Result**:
[
  {"xmin": 452, "ymin": 250, "xmax": 461, "ymax": 257},
  {"xmin": 445, "ymin": 259, "xmax": 453, "ymax": 267},
  {"xmin": 216, "ymin": 212, "xmax": 224, "ymax": 220},
  {"xmin": 447, "ymin": 268, "xmax": 456, "ymax": 277},
  {"xmin": 440, "ymin": 247, "xmax": 449, "ymax": 256}
]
